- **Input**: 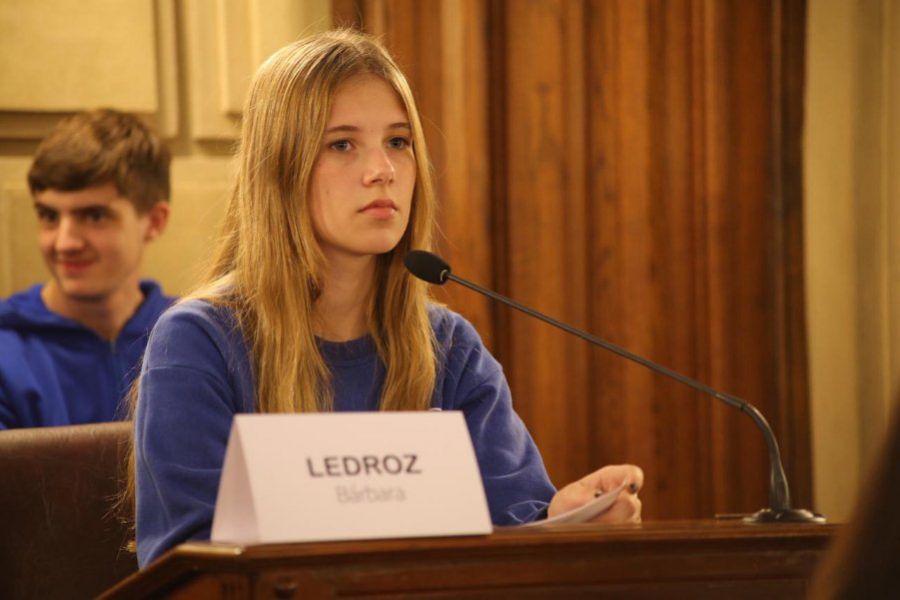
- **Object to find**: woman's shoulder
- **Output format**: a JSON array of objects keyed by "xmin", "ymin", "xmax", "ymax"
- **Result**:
[
  {"xmin": 148, "ymin": 298, "xmax": 245, "ymax": 360},
  {"xmin": 144, "ymin": 299, "xmax": 250, "ymax": 378},
  {"xmin": 427, "ymin": 304, "xmax": 485, "ymax": 350},
  {"xmin": 427, "ymin": 304, "xmax": 506, "ymax": 405},
  {"xmin": 158, "ymin": 297, "xmax": 238, "ymax": 327}
]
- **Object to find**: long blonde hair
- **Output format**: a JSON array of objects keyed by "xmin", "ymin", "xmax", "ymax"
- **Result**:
[
  {"xmin": 197, "ymin": 29, "xmax": 437, "ymax": 413},
  {"xmin": 121, "ymin": 31, "xmax": 438, "ymax": 527}
]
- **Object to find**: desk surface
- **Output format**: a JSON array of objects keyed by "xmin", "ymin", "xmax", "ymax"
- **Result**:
[{"xmin": 104, "ymin": 519, "xmax": 838, "ymax": 599}]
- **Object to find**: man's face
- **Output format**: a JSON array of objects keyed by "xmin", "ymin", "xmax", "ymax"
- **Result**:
[{"xmin": 34, "ymin": 182, "xmax": 162, "ymax": 302}]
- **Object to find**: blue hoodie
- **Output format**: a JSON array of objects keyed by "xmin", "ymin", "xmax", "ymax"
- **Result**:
[
  {"xmin": 135, "ymin": 300, "xmax": 556, "ymax": 566},
  {"xmin": 0, "ymin": 280, "xmax": 174, "ymax": 429}
]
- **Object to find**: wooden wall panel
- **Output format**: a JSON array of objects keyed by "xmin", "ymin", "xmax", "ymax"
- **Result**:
[
  {"xmin": 0, "ymin": 0, "xmax": 179, "ymax": 140},
  {"xmin": 341, "ymin": 0, "xmax": 810, "ymax": 520},
  {"xmin": 699, "ymin": 0, "xmax": 774, "ymax": 514},
  {"xmin": 775, "ymin": 0, "xmax": 813, "ymax": 514},
  {"xmin": 336, "ymin": 0, "xmax": 497, "ymax": 345},
  {"xmin": 184, "ymin": 0, "xmax": 331, "ymax": 141},
  {"xmin": 0, "ymin": 2, "xmax": 331, "ymax": 298},
  {"xmin": 0, "ymin": 178, "xmax": 44, "ymax": 293},
  {"xmin": 0, "ymin": 0, "xmax": 157, "ymax": 113},
  {"xmin": 586, "ymin": 0, "xmax": 713, "ymax": 518},
  {"xmin": 500, "ymin": 0, "xmax": 593, "ymax": 483}
]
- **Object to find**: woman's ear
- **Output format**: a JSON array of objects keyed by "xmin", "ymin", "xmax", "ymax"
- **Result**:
[{"xmin": 144, "ymin": 200, "xmax": 171, "ymax": 242}]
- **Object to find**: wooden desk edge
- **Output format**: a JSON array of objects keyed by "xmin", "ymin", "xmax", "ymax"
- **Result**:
[{"xmin": 101, "ymin": 519, "xmax": 839, "ymax": 599}]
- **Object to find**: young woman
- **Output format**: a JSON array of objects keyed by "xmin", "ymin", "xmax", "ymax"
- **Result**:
[{"xmin": 133, "ymin": 29, "xmax": 643, "ymax": 567}]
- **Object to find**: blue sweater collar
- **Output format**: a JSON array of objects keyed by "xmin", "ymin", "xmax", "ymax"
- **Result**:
[
  {"xmin": 0, "ymin": 280, "xmax": 172, "ymax": 342},
  {"xmin": 316, "ymin": 334, "xmax": 377, "ymax": 366}
]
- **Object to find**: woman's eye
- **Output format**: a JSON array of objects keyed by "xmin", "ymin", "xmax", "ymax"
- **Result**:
[
  {"xmin": 329, "ymin": 139, "xmax": 352, "ymax": 152},
  {"xmin": 388, "ymin": 136, "xmax": 410, "ymax": 150}
]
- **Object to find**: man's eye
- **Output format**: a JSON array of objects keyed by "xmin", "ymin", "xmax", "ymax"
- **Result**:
[
  {"xmin": 388, "ymin": 137, "xmax": 410, "ymax": 150},
  {"xmin": 329, "ymin": 140, "xmax": 352, "ymax": 152},
  {"xmin": 36, "ymin": 209, "xmax": 58, "ymax": 224},
  {"xmin": 83, "ymin": 209, "xmax": 108, "ymax": 223}
]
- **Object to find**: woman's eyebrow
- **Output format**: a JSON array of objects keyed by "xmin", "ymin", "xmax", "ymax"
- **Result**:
[
  {"xmin": 324, "ymin": 124, "xmax": 359, "ymax": 134},
  {"xmin": 324, "ymin": 122, "xmax": 411, "ymax": 134}
]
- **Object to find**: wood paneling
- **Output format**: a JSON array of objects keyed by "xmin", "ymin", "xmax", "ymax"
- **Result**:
[
  {"xmin": 587, "ymin": 0, "xmax": 712, "ymax": 518},
  {"xmin": 0, "ymin": 0, "xmax": 158, "ymax": 113},
  {"xmin": 0, "ymin": 2, "xmax": 332, "ymax": 299},
  {"xmin": 341, "ymin": 0, "xmax": 810, "ymax": 519},
  {"xmin": 698, "ymin": 0, "xmax": 774, "ymax": 515},
  {"xmin": 336, "ymin": 0, "xmax": 497, "ymax": 345},
  {"xmin": 0, "ymin": 0, "xmax": 179, "ymax": 139},
  {"xmin": 183, "ymin": 0, "xmax": 331, "ymax": 141},
  {"xmin": 501, "ymin": 0, "xmax": 594, "ymax": 483},
  {"xmin": 771, "ymin": 0, "xmax": 812, "ymax": 513}
]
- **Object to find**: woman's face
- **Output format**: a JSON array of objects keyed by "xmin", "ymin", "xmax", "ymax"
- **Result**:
[{"xmin": 309, "ymin": 73, "xmax": 416, "ymax": 262}]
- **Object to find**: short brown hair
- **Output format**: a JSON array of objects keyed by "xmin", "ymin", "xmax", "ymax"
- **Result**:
[{"xmin": 27, "ymin": 109, "xmax": 171, "ymax": 212}]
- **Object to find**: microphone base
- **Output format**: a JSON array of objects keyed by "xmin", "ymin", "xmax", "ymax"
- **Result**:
[{"xmin": 742, "ymin": 507, "xmax": 827, "ymax": 524}]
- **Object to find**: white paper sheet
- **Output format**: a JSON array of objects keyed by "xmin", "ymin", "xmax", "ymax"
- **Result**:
[{"xmin": 515, "ymin": 483, "xmax": 627, "ymax": 528}]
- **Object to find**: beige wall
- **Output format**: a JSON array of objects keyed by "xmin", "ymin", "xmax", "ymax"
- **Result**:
[
  {"xmin": 806, "ymin": 0, "xmax": 900, "ymax": 520},
  {"xmin": 0, "ymin": 0, "xmax": 331, "ymax": 297}
]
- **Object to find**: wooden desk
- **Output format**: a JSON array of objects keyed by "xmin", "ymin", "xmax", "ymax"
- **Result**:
[{"xmin": 102, "ymin": 520, "xmax": 837, "ymax": 599}]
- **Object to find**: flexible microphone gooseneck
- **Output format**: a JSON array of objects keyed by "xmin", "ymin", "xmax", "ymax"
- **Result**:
[{"xmin": 404, "ymin": 249, "xmax": 824, "ymax": 524}]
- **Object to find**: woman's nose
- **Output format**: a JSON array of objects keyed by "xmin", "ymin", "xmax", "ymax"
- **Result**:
[{"xmin": 362, "ymin": 149, "xmax": 396, "ymax": 186}]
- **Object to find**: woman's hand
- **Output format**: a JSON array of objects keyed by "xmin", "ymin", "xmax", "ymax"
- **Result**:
[{"xmin": 548, "ymin": 464, "xmax": 644, "ymax": 524}]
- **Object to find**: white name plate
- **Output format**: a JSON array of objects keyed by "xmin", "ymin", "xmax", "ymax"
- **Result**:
[{"xmin": 211, "ymin": 412, "xmax": 492, "ymax": 545}]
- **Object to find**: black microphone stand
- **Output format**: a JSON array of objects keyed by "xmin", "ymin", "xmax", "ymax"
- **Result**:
[{"xmin": 412, "ymin": 252, "xmax": 824, "ymax": 524}]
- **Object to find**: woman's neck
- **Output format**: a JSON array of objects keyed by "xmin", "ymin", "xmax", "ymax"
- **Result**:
[{"xmin": 314, "ymin": 254, "xmax": 376, "ymax": 342}]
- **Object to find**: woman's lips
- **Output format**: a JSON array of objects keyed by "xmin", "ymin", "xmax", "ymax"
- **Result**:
[{"xmin": 360, "ymin": 200, "xmax": 398, "ymax": 220}]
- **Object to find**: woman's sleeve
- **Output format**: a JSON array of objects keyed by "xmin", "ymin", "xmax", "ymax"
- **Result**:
[
  {"xmin": 444, "ymin": 319, "xmax": 557, "ymax": 525},
  {"xmin": 134, "ymin": 304, "xmax": 247, "ymax": 567}
]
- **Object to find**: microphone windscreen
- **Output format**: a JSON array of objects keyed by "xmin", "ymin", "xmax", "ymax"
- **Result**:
[{"xmin": 404, "ymin": 250, "xmax": 451, "ymax": 285}]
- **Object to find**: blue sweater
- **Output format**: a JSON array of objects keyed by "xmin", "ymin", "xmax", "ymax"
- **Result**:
[
  {"xmin": 135, "ymin": 300, "xmax": 556, "ymax": 566},
  {"xmin": 0, "ymin": 281, "xmax": 173, "ymax": 429}
]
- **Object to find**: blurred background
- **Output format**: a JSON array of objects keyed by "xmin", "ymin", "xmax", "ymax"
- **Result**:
[{"xmin": 0, "ymin": 0, "xmax": 897, "ymax": 523}]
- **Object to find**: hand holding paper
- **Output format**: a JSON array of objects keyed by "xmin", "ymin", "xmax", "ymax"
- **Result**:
[
  {"xmin": 516, "ymin": 483, "xmax": 627, "ymax": 528},
  {"xmin": 546, "ymin": 464, "xmax": 644, "ymax": 525}
]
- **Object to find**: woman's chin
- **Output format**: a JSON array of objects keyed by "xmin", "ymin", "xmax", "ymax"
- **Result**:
[
  {"xmin": 355, "ymin": 237, "xmax": 405, "ymax": 257},
  {"xmin": 321, "ymin": 238, "xmax": 404, "ymax": 260}
]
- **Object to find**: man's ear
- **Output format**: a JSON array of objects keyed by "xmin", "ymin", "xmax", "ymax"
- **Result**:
[{"xmin": 144, "ymin": 200, "xmax": 171, "ymax": 242}]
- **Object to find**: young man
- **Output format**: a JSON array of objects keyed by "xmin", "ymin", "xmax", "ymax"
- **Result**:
[{"xmin": 0, "ymin": 109, "xmax": 173, "ymax": 429}]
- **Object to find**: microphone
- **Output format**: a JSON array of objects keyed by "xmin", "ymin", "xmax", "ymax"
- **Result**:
[{"xmin": 405, "ymin": 249, "xmax": 825, "ymax": 524}]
